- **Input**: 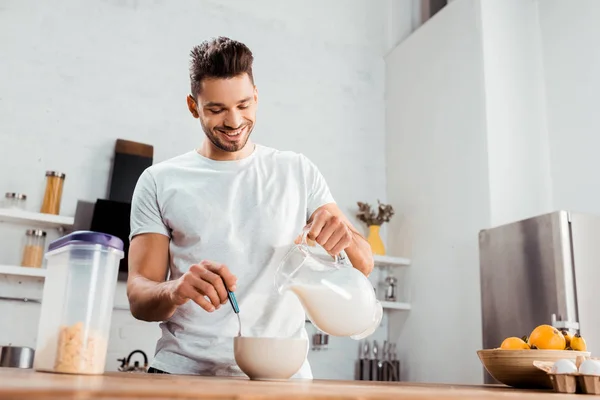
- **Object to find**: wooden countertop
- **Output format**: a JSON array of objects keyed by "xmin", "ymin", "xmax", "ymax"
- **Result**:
[{"xmin": 0, "ymin": 368, "xmax": 581, "ymax": 399}]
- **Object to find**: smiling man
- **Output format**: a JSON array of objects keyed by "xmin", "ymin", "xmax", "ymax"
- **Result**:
[{"xmin": 126, "ymin": 36, "xmax": 374, "ymax": 378}]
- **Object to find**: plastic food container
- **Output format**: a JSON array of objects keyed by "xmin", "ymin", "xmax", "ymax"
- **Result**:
[{"xmin": 33, "ymin": 231, "xmax": 124, "ymax": 375}]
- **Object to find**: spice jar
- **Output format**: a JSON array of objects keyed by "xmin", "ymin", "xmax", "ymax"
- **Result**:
[
  {"xmin": 40, "ymin": 171, "xmax": 66, "ymax": 215},
  {"xmin": 21, "ymin": 229, "xmax": 47, "ymax": 268},
  {"xmin": 4, "ymin": 193, "xmax": 27, "ymax": 210}
]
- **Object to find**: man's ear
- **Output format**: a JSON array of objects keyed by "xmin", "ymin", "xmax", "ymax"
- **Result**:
[{"xmin": 187, "ymin": 94, "xmax": 199, "ymax": 118}]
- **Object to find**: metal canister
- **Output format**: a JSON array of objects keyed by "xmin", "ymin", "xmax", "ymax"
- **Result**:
[{"xmin": 0, "ymin": 346, "xmax": 35, "ymax": 368}]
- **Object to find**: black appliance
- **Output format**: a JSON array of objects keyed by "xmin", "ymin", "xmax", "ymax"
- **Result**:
[{"xmin": 90, "ymin": 199, "xmax": 132, "ymax": 280}]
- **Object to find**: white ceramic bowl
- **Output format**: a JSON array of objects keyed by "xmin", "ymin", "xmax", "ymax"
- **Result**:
[{"xmin": 233, "ymin": 336, "xmax": 308, "ymax": 380}]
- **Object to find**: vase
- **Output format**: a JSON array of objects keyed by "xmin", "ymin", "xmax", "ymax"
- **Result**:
[{"xmin": 366, "ymin": 225, "xmax": 385, "ymax": 255}]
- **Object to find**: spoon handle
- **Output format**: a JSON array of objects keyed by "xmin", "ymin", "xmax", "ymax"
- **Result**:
[
  {"xmin": 222, "ymin": 278, "xmax": 239, "ymax": 314},
  {"xmin": 227, "ymin": 290, "xmax": 239, "ymax": 314}
]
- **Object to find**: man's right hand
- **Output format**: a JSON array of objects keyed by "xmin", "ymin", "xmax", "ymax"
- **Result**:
[
  {"xmin": 168, "ymin": 260, "xmax": 238, "ymax": 312},
  {"xmin": 128, "ymin": 234, "xmax": 238, "ymax": 321}
]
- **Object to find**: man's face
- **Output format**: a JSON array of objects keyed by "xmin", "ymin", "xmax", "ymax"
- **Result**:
[{"xmin": 187, "ymin": 73, "xmax": 257, "ymax": 153}]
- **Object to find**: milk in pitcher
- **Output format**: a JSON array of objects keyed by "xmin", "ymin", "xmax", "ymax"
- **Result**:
[{"xmin": 289, "ymin": 282, "xmax": 376, "ymax": 337}]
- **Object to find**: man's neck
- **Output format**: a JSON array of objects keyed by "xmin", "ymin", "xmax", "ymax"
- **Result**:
[{"xmin": 197, "ymin": 139, "xmax": 256, "ymax": 161}]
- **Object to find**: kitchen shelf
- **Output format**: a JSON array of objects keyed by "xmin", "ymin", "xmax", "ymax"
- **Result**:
[
  {"xmin": 373, "ymin": 255, "xmax": 410, "ymax": 267},
  {"xmin": 381, "ymin": 301, "xmax": 411, "ymax": 310},
  {"xmin": 0, "ymin": 208, "xmax": 74, "ymax": 229},
  {"xmin": 0, "ymin": 264, "xmax": 47, "ymax": 278},
  {"xmin": 310, "ymin": 247, "xmax": 411, "ymax": 267},
  {"xmin": 304, "ymin": 301, "xmax": 410, "ymax": 325}
]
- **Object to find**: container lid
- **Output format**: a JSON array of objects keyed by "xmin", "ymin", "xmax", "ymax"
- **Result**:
[
  {"xmin": 26, "ymin": 229, "xmax": 46, "ymax": 237},
  {"xmin": 48, "ymin": 230, "xmax": 124, "ymax": 252},
  {"xmin": 46, "ymin": 171, "xmax": 66, "ymax": 179},
  {"xmin": 5, "ymin": 192, "xmax": 27, "ymax": 200}
]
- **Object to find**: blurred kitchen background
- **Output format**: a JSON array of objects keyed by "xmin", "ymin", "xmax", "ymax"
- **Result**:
[{"xmin": 1, "ymin": 0, "xmax": 599, "ymax": 385}]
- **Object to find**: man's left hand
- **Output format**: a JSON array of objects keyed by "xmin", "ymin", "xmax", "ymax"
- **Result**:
[{"xmin": 301, "ymin": 208, "xmax": 352, "ymax": 256}]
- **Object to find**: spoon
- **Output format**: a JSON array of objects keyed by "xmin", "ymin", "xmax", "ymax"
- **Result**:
[{"xmin": 224, "ymin": 281, "xmax": 241, "ymax": 337}]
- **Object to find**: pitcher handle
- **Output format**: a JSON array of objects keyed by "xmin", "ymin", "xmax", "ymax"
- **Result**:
[{"xmin": 301, "ymin": 226, "xmax": 340, "ymax": 264}]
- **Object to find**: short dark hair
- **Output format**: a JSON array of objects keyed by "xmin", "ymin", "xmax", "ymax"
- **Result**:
[{"xmin": 189, "ymin": 37, "xmax": 254, "ymax": 98}]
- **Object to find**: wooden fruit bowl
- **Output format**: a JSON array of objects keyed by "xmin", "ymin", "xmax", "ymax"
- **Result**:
[{"xmin": 477, "ymin": 349, "xmax": 591, "ymax": 389}]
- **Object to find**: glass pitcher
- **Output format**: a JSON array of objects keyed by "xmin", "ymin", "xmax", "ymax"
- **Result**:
[{"xmin": 275, "ymin": 229, "xmax": 383, "ymax": 340}]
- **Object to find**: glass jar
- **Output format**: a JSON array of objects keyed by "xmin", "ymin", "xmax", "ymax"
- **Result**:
[
  {"xmin": 4, "ymin": 193, "xmax": 27, "ymax": 210},
  {"xmin": 33, "ymin": 231, "xmax": 124, "ymax": 375},
  {"xmin": 384, "ymin": 275, "xmax": 397, "ymax": 302},
  {"xmin": 21, "ymin": 229, "xmax": 47, "ymax": 268},
  {"xmin": 40, "ymin": 171, "xmax": 66, "ymax": 215}
]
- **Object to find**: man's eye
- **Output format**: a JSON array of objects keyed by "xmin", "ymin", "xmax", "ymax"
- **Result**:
[
  {"xmin": 239, "ymin": 104, "xmax": 249, "ymax": 109},
  {"xmin": 209, "ymin": 109, "xmax": 223, "ymax": 114}
]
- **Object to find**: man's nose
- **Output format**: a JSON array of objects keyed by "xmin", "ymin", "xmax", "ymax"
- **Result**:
[{"xmin": 224, "ymin": 110, "xmax": 243, "ymax": 129}]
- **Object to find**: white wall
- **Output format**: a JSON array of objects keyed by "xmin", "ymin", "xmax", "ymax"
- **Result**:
[
  {"xmin": 385, "ymin": 0, "xmax": 490, "ymax": 384},
  {"xmin": 538, "ymin": 0, "xmax": 600, "ymax": 214},
  {"xmin": 479, "ymin": 0, "xmax": 553, "ymax": 226},
  {"xmin": 0, "ymin": 0, "xmax": 391, "ymax": 224},
  {"xmin": 0, "ymin": 0, "xmax": 412, "ymax": 380}
]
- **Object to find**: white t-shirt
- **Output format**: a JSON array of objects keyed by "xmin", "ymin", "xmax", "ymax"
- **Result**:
[{"xmin": 129, "ymin": 144, "xmax": 335, "ymax": 378}]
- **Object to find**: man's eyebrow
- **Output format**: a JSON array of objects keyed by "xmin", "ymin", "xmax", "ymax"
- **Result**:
[
  {"xmin": 203, "ymin": 101, "xmax": 225, "ymax": 108},
  {"xmin": 203, "ymin": 97, "xmax": 252, "ymax": 108}
]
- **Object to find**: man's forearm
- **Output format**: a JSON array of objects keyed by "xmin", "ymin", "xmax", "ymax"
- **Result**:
[
  {"xmin": 344, "ymin": 228, "xmax": 374, "ymax": 276},
  {"xmin": 127, "ymin": 276, "xmax": 178, "ymax": 322}
]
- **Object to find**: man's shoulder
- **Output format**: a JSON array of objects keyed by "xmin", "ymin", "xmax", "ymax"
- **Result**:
[
  {"xmin": 256, "ymin": 144, "xmax": 313, "ymax": 168},
  {"xmin": 144, "ymin": 150, "xmax": 197, "ymax": 178}
]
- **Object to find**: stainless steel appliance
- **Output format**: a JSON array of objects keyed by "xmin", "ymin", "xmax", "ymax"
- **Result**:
[
  {"xmin": 0, "ymin": 346, "xmax": 35, "ymax": 368},
  {"xmin": 479, "ymin": 210, "xmax": 600, "ymax": 383}
]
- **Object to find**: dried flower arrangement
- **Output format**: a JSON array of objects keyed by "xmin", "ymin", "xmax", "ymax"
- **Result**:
[{"xmin": 356, "ymin": 200, "xmax": 395, "ymax": 226}]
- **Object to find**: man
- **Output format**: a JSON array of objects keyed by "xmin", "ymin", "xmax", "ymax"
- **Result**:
[{"xmin": 127, "ymin": 36, "xmax": 374, "ymax": 378}]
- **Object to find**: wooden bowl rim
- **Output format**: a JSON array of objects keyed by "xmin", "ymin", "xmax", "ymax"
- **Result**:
[{"xmin": 477, "ymin": 349, "xmax": 591, "ymax": 357}]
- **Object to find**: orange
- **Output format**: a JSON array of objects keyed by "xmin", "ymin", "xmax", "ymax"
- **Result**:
[
  {"xmin": 570, "ymin": 333, "xmax": 587, "ymax": 351},
  {"xmin": 500, "ymin": 337, "xmax": 530, "ymax": 350},
  {"xmin": 560, "ymin": 329, "xmax": 573, "ymax": 348},
  {"xmin": 528, "ymin": 325, "xmax": 566, "ymax": 350}
]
